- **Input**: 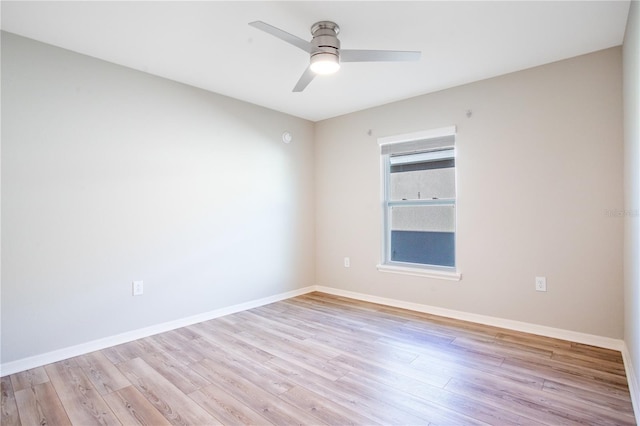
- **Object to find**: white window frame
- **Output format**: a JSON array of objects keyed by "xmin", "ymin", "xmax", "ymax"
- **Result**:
[{"xmin": 376, "ymin": 126, "xmax": 461, "ymax": 281}]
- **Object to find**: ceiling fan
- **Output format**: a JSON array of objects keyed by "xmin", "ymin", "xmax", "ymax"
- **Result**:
[{"xmin": 249, "ymin": 20, "xmax": 421, "ymax": 92}]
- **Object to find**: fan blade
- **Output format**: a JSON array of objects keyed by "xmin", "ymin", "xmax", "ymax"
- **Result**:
[
  {"xmin": 341, "ymin": 49, "xmax": 421, "ymax": 63},
  {"xmin": 293, "ymin": 66, "xmax": 316, "ymax": 92},
  {"xmin": 249, "ymin": 21, "xmax": 313, "ymax": 53}
]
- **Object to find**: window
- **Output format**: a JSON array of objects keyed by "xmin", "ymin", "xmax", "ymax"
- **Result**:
[{"xmin": 378, "ymin": 127, "xmax": 460, "ymax": 280}]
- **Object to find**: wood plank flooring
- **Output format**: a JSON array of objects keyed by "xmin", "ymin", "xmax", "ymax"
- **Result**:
[{"xmin": 1, "ymin": 292, "xmax": 636, "ymax": 425}]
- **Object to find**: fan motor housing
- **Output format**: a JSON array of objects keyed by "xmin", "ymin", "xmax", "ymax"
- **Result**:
[{"xmin": 310, "ymin": 21, "xmax": 340, "ymax": 60}]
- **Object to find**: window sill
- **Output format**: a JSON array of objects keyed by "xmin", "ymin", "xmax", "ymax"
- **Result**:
[{"xmin": 376, "ymin": 264, "xmax": 462, "ymax": 281}]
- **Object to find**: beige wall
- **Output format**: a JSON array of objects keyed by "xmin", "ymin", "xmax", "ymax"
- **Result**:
[
  {"xmin": 315, "ymin": 47, "xmax": 624, "ymax": 338},
  {"xmin": 1, "ymin": 32, "xmax": 315, "ymax": 363},
  {"xmin": 623, "ymin": 0, "xmax": 640, "ymax": 409}
]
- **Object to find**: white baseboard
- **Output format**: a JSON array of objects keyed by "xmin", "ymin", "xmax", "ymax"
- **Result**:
[
  {"xmin": 313, "ymin": 286, "xmax": 625, "ymax": 351},
  {"xmin": 621, "ymin": 342, "xmax": 640, "ymax": 425},
  {"xmin": 0, "ymin": 286, "xmax": 315, "ymax": 377}
]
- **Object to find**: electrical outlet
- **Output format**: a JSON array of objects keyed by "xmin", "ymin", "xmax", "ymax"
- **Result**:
[
  {"xmin": 535, "ymin": 277, "xmax": 547, "ymax": 292},
  {"xmin": 132, "ymin": 280, "xmax": 144, "ymax": 296},
  {"xmin": 344, "ymin": 257, "xmax": 350, "ymax": 268}
]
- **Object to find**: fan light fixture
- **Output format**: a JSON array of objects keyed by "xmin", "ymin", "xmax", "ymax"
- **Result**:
[{"xmin": 310, "ymin": 53, "xmax": 340, "ymax": 74}]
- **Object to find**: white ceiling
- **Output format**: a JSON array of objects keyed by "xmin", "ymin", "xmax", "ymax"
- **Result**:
[{"xmin": 0, "ymin": 1, "xmax": 630, "ymax": 122}]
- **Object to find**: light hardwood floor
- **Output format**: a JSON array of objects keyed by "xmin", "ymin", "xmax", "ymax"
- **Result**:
[{"xmin": 1, "ymin": 292, "xmax": 636, "ymax": 425}]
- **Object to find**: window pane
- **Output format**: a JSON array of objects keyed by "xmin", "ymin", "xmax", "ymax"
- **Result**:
[
  {"xmin": 389, "ymin": 204, "xmax": 455, "ymax": 267},
  {"xmin": 390, "ymin": 166, "xmax": 455, "ymax": 201}
]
